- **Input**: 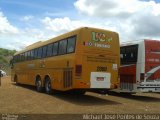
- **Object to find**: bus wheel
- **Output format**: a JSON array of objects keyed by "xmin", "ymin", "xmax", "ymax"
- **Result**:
[
  {"xmin": 73, "ymin": 90, "xmax": 86, "ymax": 95},
  {"xmin": 14, "ymin": 75, "xmax": 18, "ymax": 84},
  {"xmin": 45, "ymin": 77, "xmax": 52, "ymax": 94},
  {"xmin": 35, "ymin": 77, "xmax": 43, "ymax": 92},
  {"xmin": 121, "ymin": 92, "xmax": 133, "ymax": 96}
]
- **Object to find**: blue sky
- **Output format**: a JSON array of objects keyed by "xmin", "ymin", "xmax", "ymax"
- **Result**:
[
  {"xmin": 0, "ymin": 0, "xmax": 160, "ymax": 50},
  {"xmin": 1, "ymin": 0, "xmax": 77, "ymax": 27}
]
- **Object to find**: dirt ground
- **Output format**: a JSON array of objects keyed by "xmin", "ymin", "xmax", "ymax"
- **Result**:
[{"xmin": 0, "ymin": 76, "xmax": 160, "ymax": 115}]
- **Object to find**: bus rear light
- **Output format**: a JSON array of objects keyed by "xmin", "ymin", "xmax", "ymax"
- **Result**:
[
  {"xmin": 118, "ymin": 74, "xmax": 120, "ymax": 81},
  {"xmin": 75, "ymin": 64, "xmax": 82, "ymax": 76},
  {"xmin": 111, "ymin": 84, "xmax": 118, "ymax": 89},
  {"xmin": 140, "ymin": 73, "xmax": 144, "ymax": 80},
  {"xmin": 114, "ymin": 84, "xmax": 118, "ymax": 89}
]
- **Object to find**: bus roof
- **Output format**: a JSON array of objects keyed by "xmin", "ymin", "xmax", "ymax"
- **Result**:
[
  {"xmin": 120, "ymin": 39, "xmax": 144, "ymax": 47},
  {"xmin": 14, "ymin": 27, "xmax": 118, "ymax": 55},
  {"xmin": 121, "ymin": 39, "xmax": 160, "ymax": 47}
]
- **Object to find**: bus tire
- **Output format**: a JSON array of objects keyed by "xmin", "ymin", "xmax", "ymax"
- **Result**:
[
  {"xmin": 77, "ymin": 90, "xmax": 86, "ymax": 95},
  {"xmin": 121, "ymin": 92, "xmax": 133, "ymax": 96},
  {"xmin": 73, "ymin": 90, "xmax": 86, "ymax": 95},
  {"xmin": 35, "ymin": 76, "xmax": 43, "ymax": 92},
  {"xmin": 45, "ymin": 77, "xmax": 52, "ymax": 94},
  {"xmin": 14, "ymin": 75, "xmax": 18, "ymax": 84}
]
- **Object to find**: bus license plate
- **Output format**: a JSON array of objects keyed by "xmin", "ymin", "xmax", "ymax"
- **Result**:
[{"xmin": 96, "ymin": 77, "xmax": 104, "ymax": 81}]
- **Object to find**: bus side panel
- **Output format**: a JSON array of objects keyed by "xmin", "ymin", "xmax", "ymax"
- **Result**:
[
  {"xmin": 16, "ymin": 71, "xmax": 28, "ymax": 84},
  {"xmin": 50, "ymin": 70, "xmax": 63, "ymax": 91},
  {"xmin": 136, "ymin": 41, "xmax": 145, "ymax": 83},
  {"xmin": 144, "ymin": 40, "xmax": 160, "ymax": 81},
  {"xmin": 25, "ymin": 61, "xmax": 41, "ymax": 86},
  {"xmin": 43, "ymin": 55, "xmax": 76, "ymax": 91},
  {"xmin": 13, "ymin": 63, "xmax": 29, "ymax": 84}
]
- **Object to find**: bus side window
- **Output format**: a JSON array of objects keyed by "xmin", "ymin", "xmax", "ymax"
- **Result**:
[
  {"xmin": 13, "ymin": 56, "xmax": 16, "ymax": 63},
  {"xmin": 42, "ymin": 46, "xmax": 47, "ymax": 58},
  {"xmin": 120, "ymin": 47, "xmax": 126, "ymax": 65},
  {"xmin": 47, "ymin": 44, "xmax": 53, "ymax": 57},
  {"xmin": 27, "ymin": 51, "xmax": 31, "ymax": 60},
  {"xmin": 22, "ymin": 53, "xmax": 25, "ymax": 61},
  {"xmin": 16, "ymin": 55, "xmax": 19, "ymax": 62},
  {"xmin": 67, "ymin": 36, "xmax": 76, "ymax": 53},
  {"xmin": 53, "ymin": 42, "xmax": 58, "ymax": 56},
  {"xmin": 38, "ymin": 47, "xmax": 42, "ymax": 59},
  {"xmin": 30, "ymin": 50, "xmax": 34, "ymax": 60},
  {"xmin": 24, "ymin": 52, "xmax": 27, "ymax": 61},
  {"xmin": 10, "ymin": 59, "xmax": 13, "ymax": 68},
  {"xmin": 121, "ymin": 45, "xmax": 138, "ymax": 65},
  {"xmin": 19, "ymin": 54, "xmax": 22, "ymax": 62},
  {"xmin": 120, "ymin": 54, "xmax": 123, "ymax": 58},
  {"xmin": 58, "ymin": 39, "xmax": 67, "ymax": 55},
  {"xmin": 34, "ymin": 49, "xmax": 38, "ymax": 59},
  {"xmin": 131, "ymin": 53, "xmax": 133, "ymax": 58}
]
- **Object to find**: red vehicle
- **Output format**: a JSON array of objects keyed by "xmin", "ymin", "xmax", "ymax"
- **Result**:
[{"xmin": 120, "ymin": 39, "xmax": 160, "ymax": 93}]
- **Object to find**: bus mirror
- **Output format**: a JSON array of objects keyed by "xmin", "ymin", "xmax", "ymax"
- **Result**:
[{"xmin": 10, "ymin": 59, "xmax": 14, "ymax": 69}]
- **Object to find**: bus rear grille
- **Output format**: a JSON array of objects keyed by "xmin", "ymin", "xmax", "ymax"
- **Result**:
[
  {"xmin": 120, "ymin": 82, "xmax": 133, "ymax": 90},
  {"xmin": 63, "ymin": 68, "xmax": 73, "ymax": 88},
  {"xmin": 120, "ymin": 75, "xmax": 134, "ymax": 91}
]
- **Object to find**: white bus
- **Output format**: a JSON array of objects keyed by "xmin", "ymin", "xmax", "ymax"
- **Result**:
[{"xmin": 120, "ymin": 39, "xmax": 160, "ymax": 93}]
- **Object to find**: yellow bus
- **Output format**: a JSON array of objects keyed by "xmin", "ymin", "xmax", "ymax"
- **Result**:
[{"xmin": 11, "ymin": 27, "xmax": 120, "ymax": 94}]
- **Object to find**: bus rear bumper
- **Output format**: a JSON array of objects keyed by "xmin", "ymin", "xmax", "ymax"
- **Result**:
[
  {"xmin": 137, "ymin": 82, "xmax": 160, "ymax": 92},
  {"xmin": 137, "ymin": 87, "xmax": 160, "ymax": 92},
  {"xmin": 118, "ymin": 82, "xmax": 160, "ymax": 93}
]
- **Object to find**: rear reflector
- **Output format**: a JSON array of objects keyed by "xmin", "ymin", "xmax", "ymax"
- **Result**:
[
  {"xmin": 75, "ymin": 64, "xmax": 82, "ymax": 76},
  {"xmin": 114, "ymin": 84, "xmax": 118, "ymax": 89}
]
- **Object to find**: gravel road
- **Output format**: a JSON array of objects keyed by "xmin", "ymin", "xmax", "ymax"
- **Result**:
[{"xmin": 0, "ymin": 76, "xmax": 160, "ymax": 116}]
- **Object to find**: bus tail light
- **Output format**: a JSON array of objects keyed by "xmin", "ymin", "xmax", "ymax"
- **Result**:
[
  {"xmin": 114, "ymin": 84, "xmax": 118, "ymax": 89},
  {"xmin": 140, "ymin": 73, "xmax": 144, "ymax": 82},
  {"xmin": 75, "ymin": 64, "xmax": 82, "ymax": 76},
  {"xmin": 118, "ymin": 70, "xmax": 120, "ymax": 82}
]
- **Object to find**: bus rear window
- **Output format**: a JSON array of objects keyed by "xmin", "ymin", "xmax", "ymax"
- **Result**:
[
  {"xmin": 120, "ymin": 44, "xmax": 138, "ymax": 65},
  {"xmin": 59, "ymin": 39, "xmax": 67, "ymax": 55},
  {"xmin": 67, "ymin": 36, "xmax": 76, "ymax": 53}
]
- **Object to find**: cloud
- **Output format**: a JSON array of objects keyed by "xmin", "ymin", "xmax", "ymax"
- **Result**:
[
  {"xmin": 74, "ymin": 0, "xmax": 160, "ymax": 18},
  {"xmin": 74, "ymin": 0, "xmax": 160, "ymax": 41},
  {"xmin": 0, "ymin": 11, "xmax": 46, "ymax": 50},
  {"xmin": 5, "ymin": 28, "xmax": 49, "ymax": 50},
  {"xmin": 20, "ymin": 15, "xmax": 34, "ymax": 21},
  {"xmin": 1, "ymin": 0, "xmax": 160, "ymax": 51},
  {"xmin": 41, "ymin": 16, "xmax": 119, "ymax": 36},
  {"xmin": 42, "ymin": 17, "xmax": 84, "ymax": 33},
  {"xmin": 0, "ymin": 12, "xmax": 19, "ymax": 34},
  {"xmin": 132, "ymin": 14, "xmax": 160, "ymax": 37}
]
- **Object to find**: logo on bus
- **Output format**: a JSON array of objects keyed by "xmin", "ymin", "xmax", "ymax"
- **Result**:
[
  {"xmin": 83, "ymin": 32, "xmax": 112, "ymax": 49},
  {"xmin": 92, "ymin": 32, "xmax": 112, "ymax": 42}
]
